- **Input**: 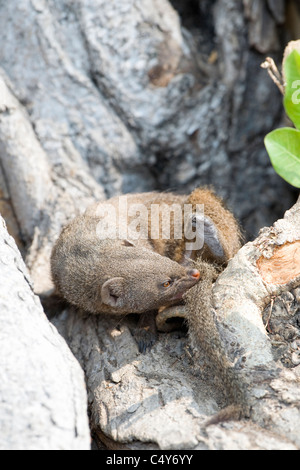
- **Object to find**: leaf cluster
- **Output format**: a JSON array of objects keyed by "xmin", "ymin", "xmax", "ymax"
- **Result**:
[{"xmin": 264, "ymin": 46, "xmax": 300, "ymax": 188}]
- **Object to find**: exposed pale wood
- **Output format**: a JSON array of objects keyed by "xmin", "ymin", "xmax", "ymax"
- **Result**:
[{"xmin": 257, "ymin": 241, "xmax": 300, "ymax": 285}]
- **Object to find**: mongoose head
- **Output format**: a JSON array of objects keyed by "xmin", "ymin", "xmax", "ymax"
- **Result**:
[
  {"xmin": 51, "ymin": 216, "xmax": 200, "ymax": 316},
  {"xmin": 98, "ymin": 246, "xmax": 200, "ymax": 314}
]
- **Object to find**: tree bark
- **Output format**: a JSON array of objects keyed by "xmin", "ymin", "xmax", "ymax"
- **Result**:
[
  {"xmin": 0, "ymin": 217, "xmax": 90, "ymax": 450},
  {"xmin": 0, "ymin": 0, "xmax": 299, "ymax": 450}
]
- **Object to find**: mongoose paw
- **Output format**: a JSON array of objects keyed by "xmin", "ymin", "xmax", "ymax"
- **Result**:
[
  {"xmin": 191, "ymin": 214, "xmax": 225, "ymax": 258},
  {"xmin": 134, "ymin": 328, "xmax": 158, "ymax": 354},
  {"xmin": 134, "ymin": 311, "xmax": 158, "ymax": 354}
]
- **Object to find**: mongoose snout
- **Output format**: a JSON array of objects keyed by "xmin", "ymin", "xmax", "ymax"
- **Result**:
[
  {"xmin": 160, "ymin": 267, "xmax": 200, "ymax": 304},
  {"xmin": 168, "ymin": 269, "xmax": 200, "ymax": 302},
  {"xmin": 187, "ymin": 269, "xmax": 201, "ymax": 280}
]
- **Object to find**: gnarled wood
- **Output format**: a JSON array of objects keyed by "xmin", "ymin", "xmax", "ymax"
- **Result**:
[{"xmin": 0, "ymin": 0, "xmax": 299, "ymax": 450}]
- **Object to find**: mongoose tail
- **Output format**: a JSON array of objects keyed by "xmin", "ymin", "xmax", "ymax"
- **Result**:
[{"xmin": 185, "ymin": 260, "xmax": 249, "ymax": 422}]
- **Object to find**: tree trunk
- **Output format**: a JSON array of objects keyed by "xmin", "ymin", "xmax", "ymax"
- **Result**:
[
  {"xmin": 0, "ymin": 0, "xmax": 299, "ymax": 450},
  {"xmin": 0, "ymin": 217, "xmax": 90, "ymax": 450}
]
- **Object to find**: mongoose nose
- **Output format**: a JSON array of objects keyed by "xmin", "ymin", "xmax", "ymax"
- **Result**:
[{"xmin": 188, "ymin": 269, "xmax": 200, "ymax": 280}]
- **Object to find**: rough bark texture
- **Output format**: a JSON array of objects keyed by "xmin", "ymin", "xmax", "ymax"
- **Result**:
[
  {"xmin": 0, "ymin": 217, "xmax": 90, "ymax": 450},
  {"xmin": 0, "ymin": 0, "xmax": 300, "ymax": 450}
]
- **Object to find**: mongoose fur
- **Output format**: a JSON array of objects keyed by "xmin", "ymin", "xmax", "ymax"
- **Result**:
[
  {"xmin": 51, "ymin": 215, "xmax": 200, "ymax": 316},
  {"xmin": 51, "ymin": 211, "xmax": 200, "ymax": 351},
  {"xmin": 51, "ymin": 187, "xmax": 242, "ymax": 353},
  {"xmin": 84, "ymin": 186, "xmax": 241, "ymax": 265},
  {"xmin": 184, "ymin": 260, "xmax": 249, "ymax": 423}
]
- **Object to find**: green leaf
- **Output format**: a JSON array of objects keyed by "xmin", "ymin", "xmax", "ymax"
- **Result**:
[
  {"xmin": 264, "ymin": 127, "xmax": 300, "ymax": 188},
  {"xmin": 283, "ymin": 50, "xmax": 300, "ymax": 130}
]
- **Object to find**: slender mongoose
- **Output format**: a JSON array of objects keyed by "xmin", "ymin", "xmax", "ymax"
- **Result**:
[
  {"xmin": 51, "ymin": 186, "xmax": 242, "ymax": 352},
  {"xmin": 51, "ymin": 214, "xmax": 200, "ymax": 351}
]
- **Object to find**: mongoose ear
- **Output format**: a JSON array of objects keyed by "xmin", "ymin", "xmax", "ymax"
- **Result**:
[
  {"xmin": 101, "ymin": 277, "xmax": 125, "ymax": 308},
  {"xmin": 189, "ymin": 214, "xmax": 225, "ymax": 258}
]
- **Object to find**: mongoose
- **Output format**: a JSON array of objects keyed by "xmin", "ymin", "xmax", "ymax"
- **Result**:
[
  {"xmin": 51, "ymin": 214, "xmax": 201, "ymax": 351},
  {"xmin": 51, "ymin": 187, "xmax": 242, "ymax": 352}
]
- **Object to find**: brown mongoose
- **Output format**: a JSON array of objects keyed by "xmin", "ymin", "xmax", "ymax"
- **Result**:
[
  {"xmin": 51, "ymin": 187, "xmax": 242, "ymax": 352},
  {"xmin": 51, "ymin": 214, "xmax": 201, "ymax": 315},
  {"xmin": 51, "ymin": 213, "xmax": 201, "ymax": 352}
]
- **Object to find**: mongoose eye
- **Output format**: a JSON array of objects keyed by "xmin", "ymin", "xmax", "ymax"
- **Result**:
[{"xmin": 162, "ymin": 280, "xmax": 171, "ymax": 288}]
